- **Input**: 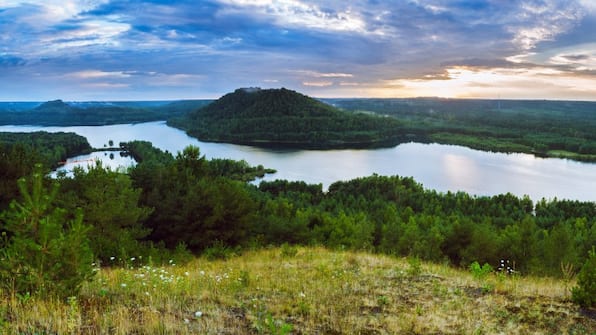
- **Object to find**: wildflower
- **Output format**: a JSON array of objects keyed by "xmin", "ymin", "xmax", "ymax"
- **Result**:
[
  {"xmin": 110, "ymin": 256, "xmax": 115, "ymax": 261},
  {"xmin": 121, "ymin": 283, "xmax": 127, "ymax": 288},
  {"xmin": 200, "ymin": 270, "xmax": 205, "ymax": 276},
  {"xmin": 195, "ymin": 311, "xmax": 203, "ymax": 318},
  {"xmin": 184, "ymin": 271, "xmax": 190, "ymax": 276},
  {"xmin": 184, "ymin": 318, "xmax": 190, "ymax": 324},
  {"xmin": 130, "ymin": 257, "xmax": 136, "ymax": 261},
  {"xmin": 299, "ymin": 292, "xmax": 306, "ymax": 298}
]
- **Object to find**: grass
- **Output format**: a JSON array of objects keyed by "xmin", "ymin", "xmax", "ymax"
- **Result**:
[{"xmin": 2, "ymin": 247, "xmax": 595, "ymax": 334}]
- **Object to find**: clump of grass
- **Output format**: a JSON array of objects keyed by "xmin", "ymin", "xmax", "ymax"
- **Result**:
[{"xmin": 2, "ymin": 247, "xmax": 594, "ymax": 334}]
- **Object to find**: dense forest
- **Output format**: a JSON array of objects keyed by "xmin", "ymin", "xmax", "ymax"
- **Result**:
[
  {"xmin": 1, "ymin": 135, "xmax": 594, "ymax": 306},
  {"xmin": 168, "ymin": 88, "xmax": 405, "ymax": 149},
  {"xmin": 327, "ymin": 98, "xmax": 596, "ymax": 161},
  {"xmin": 0, "ymin": 99, "xmax": 211, "ymax": 126},
  {"xmin": 0, "ymin": 132, "xmax": 91, "ymax": 210},
  {"xmin": 2, "ymin": 94, "xmax": 595, "ymax": 161}
]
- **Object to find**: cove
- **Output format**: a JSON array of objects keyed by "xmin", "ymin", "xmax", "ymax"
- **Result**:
[{"xmin": 1, "ymin": 121, "xmax": 595, "ymax": 202}]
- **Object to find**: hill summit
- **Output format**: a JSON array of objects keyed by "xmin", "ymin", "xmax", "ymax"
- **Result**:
[
  {"xmin": 34, "ymin": 99, "xmax": 76, "ymax": 113},
  {"xmin": 169, "ymin": 88, "xmax": 403, "ymax": 149}
]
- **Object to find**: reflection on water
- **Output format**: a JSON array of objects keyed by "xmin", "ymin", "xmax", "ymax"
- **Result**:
[
  {"xmin": 2, "ymin": 121, "xmax": 595, "ymax": 202},
  {"xmin": 52, "ymin": 151, "xmax": 136, "ymax": 177}
]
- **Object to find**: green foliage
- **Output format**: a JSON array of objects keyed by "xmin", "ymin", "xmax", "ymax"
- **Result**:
[
  {"xmin": 130, "ymin": 145, "xmax": 258, "ymax": 252},
  {"xmin": 0, "ymin": 99, "xmax": 212, "ymax": 126},
  {"xmin": 407, "ymin": 257, "xmax": 422, "ymax": 277},
  {"xmin": 254, "ymin": 307, "xmax": 293, "ymax": 335},
  {"xmin": 328, "ymin": 98, "xmax": 596, "ymax": 161},
  {"xmin": 169, "ymin": 88, "xmax": 404, "ymax": 149},
  {"xmin": 203, "ymin": 241, "xmax": 238, "ymax": 261},
  {"xmin": 0, "ymin": 166, "xmax": 94, "ymax": 297},
  {"xmin": 470, "ymin": 261, "xmax": 495, "ymax": 293},
  {"xmin": 280, "ymin": 243, "xmax": 298, "ymax": 258},
  {"xmin": 0, "ymin": 131, "xmax": 91, "ymax": 163},
  {"xmin": 57, "ymin": 162, "xmax": 152, "ymax": 262},
  {"xmin": 3, "ymin": 136, "xmax": 590, "ymax": 286},
  {"xmin": 571, "ymin": 248, "xmax": 596, "ymax": 308},
  {"xmin": 0, "ymin": 132, "xmax": 91, "ymax": 209},
  {"xmin": 470, "ymin": 261, "xmax": 493, "ymax": 281}
]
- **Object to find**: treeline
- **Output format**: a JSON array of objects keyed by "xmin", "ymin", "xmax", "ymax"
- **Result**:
[
  {"xmin": 169, "ymin": 88, "xmax": 405, "ymax": 149},
  {"xmin": 0, "ymin": 139, "xmax": 594, "ymax": 297},
  {"xmin": 326, "ymin": 98, "xmax": 596, "ymax": 161},
  {"xmin": 0, "ymin": 99, "xmax": 211, "ymax": 126},
  {"xmin": 0, "ymin": 131, "xmax": 91, "ymax": 209},
  {"xmin": 127, "ymin": 142, "xmax": 594, "ymax": 278}
]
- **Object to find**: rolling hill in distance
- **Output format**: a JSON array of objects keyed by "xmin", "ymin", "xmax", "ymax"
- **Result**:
[
  {"xmin": 168, "ymin": 87, "xmax": 404, "ymax": 149},
  {"xmin": 1, "ymin": 90, "xmax": 595, "ymax": 160}
]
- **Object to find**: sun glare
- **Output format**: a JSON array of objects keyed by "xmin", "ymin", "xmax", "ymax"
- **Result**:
[{"xmin": 377, "ymin": 66, "xmax": 596, "ymax": 100}]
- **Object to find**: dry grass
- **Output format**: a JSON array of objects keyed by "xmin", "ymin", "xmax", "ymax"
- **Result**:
[{"xmin": 2, "ymin": 247, "xmax": 595, "ymax": 334}]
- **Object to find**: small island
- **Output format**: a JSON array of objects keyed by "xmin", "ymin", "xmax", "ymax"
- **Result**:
[{"xmin": 168, "ymin": 87, "xmax": 404, "ymax": 149}]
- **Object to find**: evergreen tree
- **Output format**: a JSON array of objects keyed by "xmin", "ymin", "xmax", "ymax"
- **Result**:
[{"xmin": 0, "ymin": 165, "xmax": 94, "ymax": 297}]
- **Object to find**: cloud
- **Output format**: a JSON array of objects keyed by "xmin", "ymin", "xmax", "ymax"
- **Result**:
[
  {"xmin": 302, "ymin": 81, "xmax": 333, "ymax": 87},
  {"xmin": 0, "ymin": 0, "xmax": 594, "ymax": 100},
  {"xmin": 508, "ymin": 1, "xmax": 584, "ymax": 50},
  {"xmin": 217, "ymin": 0, "xmax": 368, "ymax": 33},
  {"xmin": 294, "ymin": 70, "xmax": 353, "ymax": 78},
  {"xmin": 66, "ymin": 70, "xmax": 132, "ymax": 79}
]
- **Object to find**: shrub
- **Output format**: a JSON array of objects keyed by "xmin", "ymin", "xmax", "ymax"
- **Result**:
[
  {"xmin": 0, "ymin": 166, "xmax": 94, "ymax": 297},
  {"xmin": 571, "ymin": 248, "xmax": 596, "ymax": 308},
  {"xmin": 470, "ymin": 261, "xmax": 493, "ymax": 280},
  {"xmin": 203, "ymin": 241, "xmax": 238, "ymax": 260}
]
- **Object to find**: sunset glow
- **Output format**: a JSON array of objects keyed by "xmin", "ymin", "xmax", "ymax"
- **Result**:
[{"xmin": 1, "ymin": 0, "xmax": 595, "ymax": 100}]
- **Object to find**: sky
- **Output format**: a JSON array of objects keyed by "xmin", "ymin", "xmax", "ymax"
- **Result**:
[{"xmin": 1, "ymin": 0, "xmax": 596, "ymax": 101}]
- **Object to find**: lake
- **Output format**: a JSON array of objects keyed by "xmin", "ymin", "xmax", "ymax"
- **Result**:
[{"xmin": 1, "ymin": 121, "xmax": 595, "ymax": 202}]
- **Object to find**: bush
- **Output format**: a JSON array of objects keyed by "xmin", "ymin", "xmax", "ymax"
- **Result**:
[
  {"xmin": 572, "ymin": 248, "xmax": 596, "ymax": 308},
  {"xmin": 0, "ymin": 166, "xmax": 94, "ymax": 297},
  {"xmin": 203, "ymin": 241, "xmax": 238, "ymax": 260},
  {"xmin": 470, "ymin": 261, "xmax": 493, "ymax": 280}
]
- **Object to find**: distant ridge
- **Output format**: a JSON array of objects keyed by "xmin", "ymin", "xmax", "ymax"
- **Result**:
[
  {"xmin": 34, "ymin": 99, "xmax": 75, "ymax": 112},
  {"xmin": 168, "ymin": 87, "xmax": 404, "ymax": 149},
  {"xmin": 0, "ymin": 99, "xmax": 211, "ymax": 126}
]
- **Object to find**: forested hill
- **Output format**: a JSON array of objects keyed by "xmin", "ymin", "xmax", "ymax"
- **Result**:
[
  {"xmin": 168, "ymin": 88, "xmax": 405, "ymax": 149},
  {"xmin": 0, "ymin": 99, "xmax": 211, "ymax": 126},
  {"xmin": 325, "ymin": 98, "xmax": 596, "ymax": 161}
]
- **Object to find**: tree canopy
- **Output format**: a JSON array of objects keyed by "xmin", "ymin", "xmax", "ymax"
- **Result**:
[{"xmin": 168, "ymin": 88, "xmax": 405, "ymax": 149}]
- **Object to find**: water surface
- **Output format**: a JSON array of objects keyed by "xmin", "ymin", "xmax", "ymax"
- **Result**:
[{"xmin": 2, "ymin": 121, "xmax": 594, "ymax": 202}]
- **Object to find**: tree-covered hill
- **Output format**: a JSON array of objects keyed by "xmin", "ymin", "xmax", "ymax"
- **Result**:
[
  {"xmin": 326, "ymin": 97, "xmax": 596, "ymax": 161},
  {"xmin": 168, "ymin": 88, "xmax": 405, "ymax": 149},
  {"xmin": 0, "ymin": 99, "xmax": 211, "ymax": 126}
]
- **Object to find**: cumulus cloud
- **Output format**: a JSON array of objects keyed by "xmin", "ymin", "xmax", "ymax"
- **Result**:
[
  {"xmin": 217, "ymin": 0, "xmax": 368, "ymax": 33},
  {"xmin": 302, "ymin": 81, "xmax": 333, "ymax": 87},
  {"xmin": 0, "ymin": 0, "xmax": 594, "ymax": 100}
]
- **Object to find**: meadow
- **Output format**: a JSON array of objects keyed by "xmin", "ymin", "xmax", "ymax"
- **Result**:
[{"xmin": 3, "ymin": 247, "xmax": 594, "ymax": 334}]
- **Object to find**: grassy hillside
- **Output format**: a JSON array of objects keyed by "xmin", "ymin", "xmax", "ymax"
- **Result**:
[{"xmin": 3, "ymin": 247, "xmax": 594, "ymax": 334}]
